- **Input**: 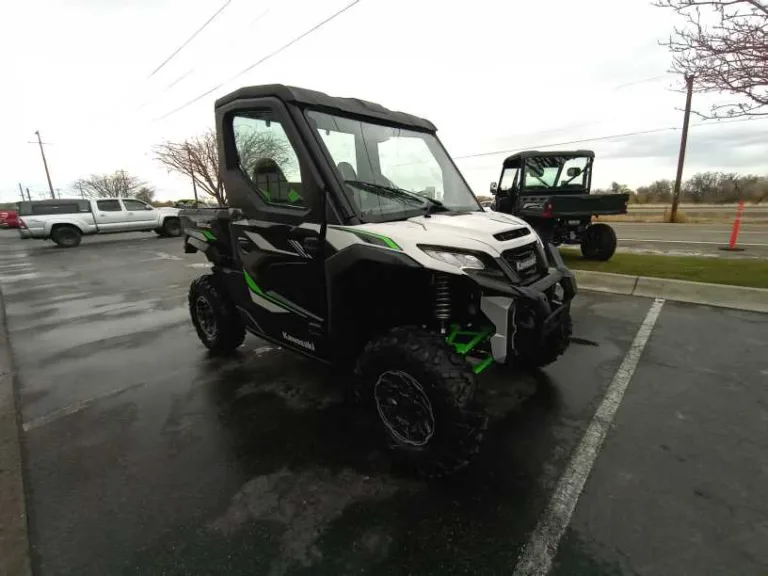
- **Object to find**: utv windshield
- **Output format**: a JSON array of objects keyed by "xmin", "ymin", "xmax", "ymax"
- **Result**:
[
  {"xmin": 521, "ymin": 155, "xmax": 591, "ymax": 191},
  {"xmin": 306, "ymin": 110, "xmax": 481, "ymax": 222}
]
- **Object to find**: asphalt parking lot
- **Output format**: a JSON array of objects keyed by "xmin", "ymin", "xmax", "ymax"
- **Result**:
[{"xmin": 1, "ymin": 229, "xmax": 767, "ymax": 575}]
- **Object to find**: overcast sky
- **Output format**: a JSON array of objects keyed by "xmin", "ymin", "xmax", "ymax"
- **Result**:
[{"xmin": 1, "ymin": 0, "xmax": 766, "ymax": 202}]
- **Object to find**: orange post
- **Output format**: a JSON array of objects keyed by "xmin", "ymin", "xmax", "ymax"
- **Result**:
[
  {"xmin": 728, "ymin": 199, "xmax": 745, "ymax": 249},
  {"xmin": 721, "ymin": 199, "xmax": 746, "ymax": 252}
]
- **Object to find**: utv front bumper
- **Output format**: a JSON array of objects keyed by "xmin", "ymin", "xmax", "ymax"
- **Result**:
[{"xmin": 478, "ymin": 244, "xmax": 576, "ymax": 364}]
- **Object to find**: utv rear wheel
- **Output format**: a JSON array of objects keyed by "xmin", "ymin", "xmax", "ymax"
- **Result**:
[
  {"xmin": 162, "ymin": 217, "xmax": 182, "ymax": 237},
  {"xmin": 516, "ymin": 307, "xmax": 573, "ymax": 369},
  {"xmin": 51, "ymin": 225, "xmax": 82, "ymax": 248},
  {"xmin": 355, "ymin": 327, "xmax": 487, "ymax": 478},
  {"xmin": 580, "ymin": 223, "xmax": 616, "ymax": 261},
  {"xmin": 189, "ymin": 275, "xmax": 245, "ymax": 354}
]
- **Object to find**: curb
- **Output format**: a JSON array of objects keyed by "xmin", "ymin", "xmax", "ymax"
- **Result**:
[
  {"xmin": 0, "ymin": 289, "xmax": 33, "ymax": 576},
  {"xmin": 573, "ymin": 269, "xmax": 768, "ymax": 313}
]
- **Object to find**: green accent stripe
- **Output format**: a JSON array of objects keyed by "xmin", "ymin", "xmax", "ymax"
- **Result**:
[
  {"xmin": 202, "ymin": 229, "xmax": 217, "ymax": 241},
  {"xmin": 243, "ymin": 270, "xmax": 309, "ymax": 317},
  {"xmin": 330, "ymin": 226, "xmax": 401, "ymax": 250},
  {"xmin": 243, "ymin": 270, "xmax": 263, "ymax": 294}
]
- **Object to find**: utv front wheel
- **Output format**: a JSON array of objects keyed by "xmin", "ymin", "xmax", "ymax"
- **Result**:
[
  {"xmin": 580, "ymin": 223, "xmax": 617, "ymax": 261},
  {"xmin": 189, "ymin": 275, "xmax": 245, "ymax": 354},
  {"xmin": 355, "ymin": 327, "xmax": 487, "ymax": 478}
]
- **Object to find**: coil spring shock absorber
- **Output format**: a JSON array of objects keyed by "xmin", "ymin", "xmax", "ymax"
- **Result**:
[{"xmin": 434, "ymin": 273, "xmax": 451, "ymax": 332}]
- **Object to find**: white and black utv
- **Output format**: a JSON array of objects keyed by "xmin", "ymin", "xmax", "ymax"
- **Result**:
[{"xmin": 182, "ymin": 85, "xmax": 576, "ymax": 476}]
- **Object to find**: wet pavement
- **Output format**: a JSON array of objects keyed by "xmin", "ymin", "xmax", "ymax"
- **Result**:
[{"xmin": 0, "ymin": 229, "xmax": 766, "ymax": 575}]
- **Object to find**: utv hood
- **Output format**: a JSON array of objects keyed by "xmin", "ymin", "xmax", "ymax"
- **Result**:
[{"xmin": 359, "ymin": 211, "xmax": 538, "ymax": 257}]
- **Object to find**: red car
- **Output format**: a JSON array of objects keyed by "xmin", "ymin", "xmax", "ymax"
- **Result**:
[{"xmin": 0, "ymin": 210, "xmax": 19, "ymax": 228}]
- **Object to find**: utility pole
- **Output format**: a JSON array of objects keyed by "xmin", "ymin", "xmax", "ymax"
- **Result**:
[
  {"xmin": 34, "ymin": 130, "xmax": 56, "ymax": 199},
  {"xmin": 670, "ymin": 74, "xmax": 694, "ymax": 224},
  {"xmin": 187, "ymin": 147, "xmax": 199, "ymax": 208},
  {"xmin": 25, "ymin": 188, "xmax": 32, "ymax": 202},
  {"xmin": 18, "ymin": 183, "xmax": 25, "ymax": 201},
  {"xmin": 77, "ymin": 182, "xmax": 85, "ymax": 199}
]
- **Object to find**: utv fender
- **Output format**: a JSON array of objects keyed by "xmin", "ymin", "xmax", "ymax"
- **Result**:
[{"xmin": 325, "ymin": 243, "xmax": 422, "ymax": 277}]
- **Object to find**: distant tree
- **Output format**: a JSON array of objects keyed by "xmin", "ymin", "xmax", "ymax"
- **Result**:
[
  {"xmin": 609, "ymin": 182, "xmax": 633, "ymax": 195},
  {"xmin": 475, "ymin": 195, "xmax": 493, "ymax": 203},
  {"xmin": 154, "ymin": 128, "xmax": 292, "ymax": 206},
  {"xmin": 636, "ymin": 179, "xmax": 673, "ymax": 203},
  {"xmin": 73, "ymin": 170, "xmax": 153, "ymax": 199},
  {"xmin": 135, "ymin": 186, "xmax": 155, "ymax": 204},
  {"xmin": 655, "ymin": 0, "xmax": 768, "ymax": 118}
]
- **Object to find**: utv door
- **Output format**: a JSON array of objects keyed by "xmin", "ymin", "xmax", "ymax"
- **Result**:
[{"xmin": 218, "ymin": 99, "xmax": 329, "ymax": 360}]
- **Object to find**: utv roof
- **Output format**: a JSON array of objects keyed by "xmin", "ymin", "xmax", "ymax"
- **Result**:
[
  {"xmin": 502, "ymin": 150, "xmax": 595, "ymax": 167},
  {"xmin": 215, "ymin": 84, "xmax": 436, "ymax": 132}
]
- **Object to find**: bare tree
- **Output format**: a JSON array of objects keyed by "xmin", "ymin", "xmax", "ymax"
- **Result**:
[
  {"xmin": 655, "ymin": 0, "xmax": 768, "ymax": 117},
  {"xmin": 73, "ymin": 170, "xmax": 154, "ymax": 199},
  {"xmin": 154, "ymin": 128, "xmax": 292, "ymax": 206}
]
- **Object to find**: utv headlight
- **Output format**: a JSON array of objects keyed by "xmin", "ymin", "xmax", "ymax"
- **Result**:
[{"xmin": 420, "ymin": 248, "xmax": 485, "ymax": 270}]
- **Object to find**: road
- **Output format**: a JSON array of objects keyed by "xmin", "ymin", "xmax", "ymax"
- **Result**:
[
  {"xmin": 0, "ymin": 230, "xmax": 767, "ymax": 575},
  {"xmin": 609, "ymin": 222, "xmax": 768, "ymax": 258}
]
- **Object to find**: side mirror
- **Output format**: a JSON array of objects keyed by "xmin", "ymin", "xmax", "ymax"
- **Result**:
[
  {"xmin": 566, "ymin": 167, "xmax": 582, "ymax": 178},
  {"xmin": 490, "ymin": 182, "xmax": 498, "ymax": 195},
  {"xmin": 145, "ymin": 205, "xmax": 154, "ymax": 210}
]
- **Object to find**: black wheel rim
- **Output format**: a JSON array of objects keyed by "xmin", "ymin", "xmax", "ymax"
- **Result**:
[
  {"xmin": 374, "ymin": 370, "xmax": 435, "ymax": 447},
  {"xmin": 168, "ymin": 221, "xmax": 180, "ymax": 234},
  {"xmin": 195, "ymin": 296, "xmax": 218, "ymax": 340}
]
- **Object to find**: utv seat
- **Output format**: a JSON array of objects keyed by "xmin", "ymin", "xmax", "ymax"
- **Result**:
[{"xmin": 252, "ymin": 158, "xmax": 303, "ymax": 205}]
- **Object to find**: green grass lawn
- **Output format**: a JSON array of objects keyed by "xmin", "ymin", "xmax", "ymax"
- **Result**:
[{"xmin": 560, "ymin": 249, "xmax": 768, "ymax": 289}]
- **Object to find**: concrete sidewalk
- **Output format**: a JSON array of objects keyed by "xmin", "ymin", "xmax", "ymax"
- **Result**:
[{"xmin": 574, "ymin": 269, "xmax": 768, "ymax": 313}]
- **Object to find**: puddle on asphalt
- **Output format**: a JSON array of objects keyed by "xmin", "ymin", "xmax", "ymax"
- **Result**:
[{"xmin": 210, "ymin": 467, "xmax": 404, "ymax": 576}]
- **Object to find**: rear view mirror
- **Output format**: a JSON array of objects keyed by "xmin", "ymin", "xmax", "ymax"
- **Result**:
[
  {"xmin": 490, "ymin": 182, "xmax": 498, "ymax": 195},
  {"xmin": 567, "ymin": 167, "xmax": 582, "ymax": 178}
]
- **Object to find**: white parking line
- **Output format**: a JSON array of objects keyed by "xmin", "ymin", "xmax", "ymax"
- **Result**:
[
  {"xmin": 619, "ymin": 238, "xmax": 768, "ymax": 247},
  {"xmin": 513, "ymin": 298, "xmax": 665, "ymax": 576},
  {"xmin": 22, "ymin": 382, "xmax": 145, "ymax": 432}
]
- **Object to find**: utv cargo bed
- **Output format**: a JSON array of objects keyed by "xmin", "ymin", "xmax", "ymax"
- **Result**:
[{"xmin": 517, "ymin": 192, "xmax": 629, "ymax": 218}]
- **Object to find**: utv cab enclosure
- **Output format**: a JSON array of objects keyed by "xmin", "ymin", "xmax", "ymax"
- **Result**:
[
  {"xmin": 182, "ymin": 85, "xmax": 576, "ymax": 476},
  {"xmin": 492, "ymin": 150, "xmax": 628, "ymax": 261}
]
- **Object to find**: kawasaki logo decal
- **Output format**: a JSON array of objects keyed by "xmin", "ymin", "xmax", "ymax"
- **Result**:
[{"xmin": 282, "ymin": 332, "xmax": 316, "ymax": 351}]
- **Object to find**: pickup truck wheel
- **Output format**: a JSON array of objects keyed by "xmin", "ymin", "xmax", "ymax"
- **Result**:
[
  {"xmin": 154, "ymin": 228, "xmax": 166, "ymax": 237},
  {"xmin": 580, "ymin": 223, "xmax": 617, "ymax": 261},
  {"xmin": 355, "ymin": 327, "xmax": 487, "ymax": 478},
  {"xmin": 189, "ymin": 275, "xmax": 245, "ymax": 354},
  {"xmin": 51, "ymin": 225, "xmax": 82, "ymax": 248},
  {"xmin": 162, "ymin": 218, "xmax": 182, "ymax": 237}
]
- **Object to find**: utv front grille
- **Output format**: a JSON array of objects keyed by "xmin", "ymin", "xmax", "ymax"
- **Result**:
[
  {"xmin": 502, "ymin": 242, "xmax": 544, "ymax": 284},
  {"xmin": 494, "ymin": 228, "xmax": 531, "ymax": 242}
]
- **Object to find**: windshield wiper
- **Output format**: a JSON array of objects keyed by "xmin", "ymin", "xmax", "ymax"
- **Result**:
[{"xmin": 343, "ymin": 180, "xmax": 447, "ymax": 214}]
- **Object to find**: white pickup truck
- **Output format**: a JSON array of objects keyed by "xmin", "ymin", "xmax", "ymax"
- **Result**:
[{"xmin": 18, "ymin": 198, "xmax": 182, "ymax": 247}]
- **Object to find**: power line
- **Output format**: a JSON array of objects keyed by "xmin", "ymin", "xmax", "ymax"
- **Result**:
[
  {"xmin": 137, "ymin": 8, "xmax": 271, "ymax": 112},
  {"xmin": 154, "ymin": 0, "xmax": 362, "ymax": 121},
  {"xmin": 453, "ymin": 116, "xmax": 768, "ymax": 161},
  {"xmin": 612, "ymin": 74, "xmax": 671, "ymax": 90},
  {"xmin": 148, "ymin": 0, "xmax": 233, "ymax": 78}
]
